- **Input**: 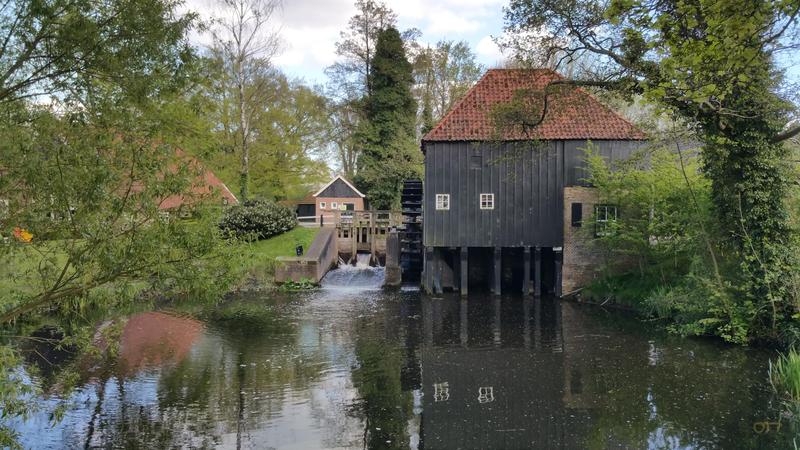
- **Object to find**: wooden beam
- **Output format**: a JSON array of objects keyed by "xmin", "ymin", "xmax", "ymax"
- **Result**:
[
  {"xmin": 460, "ymin": 247, "xmax": 468, "ymax": 296},
  {"xmin": 493, "ymin": 247, "xmax": 502, "ymax": 295},
  {"xmin": 523, "ymin": 247, "xmax": 531, "ymax": 295},
  {"xmin": 423, "ymin": 247, "xmax": 434, "ymax": 294},
  {"xmin": 555, "ymin": 247, "xmax": 563, "ymax": 297},
  {"xmin": 534, "ymin": 247, "xmax": 542, "ymax": 297}
]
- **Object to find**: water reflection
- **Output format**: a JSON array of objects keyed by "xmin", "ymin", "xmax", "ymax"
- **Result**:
[{"xmin": 9, "ymin": 290, "xmax": 794, "ymax": 449}]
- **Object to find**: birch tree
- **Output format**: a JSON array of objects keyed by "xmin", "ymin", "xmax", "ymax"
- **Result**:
[{"xmin": 212, "ymin": 0, "xmax": 282, "ymax": 201}]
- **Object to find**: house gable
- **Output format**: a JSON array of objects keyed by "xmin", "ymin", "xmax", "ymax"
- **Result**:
[{"xmin": 313, "ymin": 176, "xmax": 365, "ymax": 199}]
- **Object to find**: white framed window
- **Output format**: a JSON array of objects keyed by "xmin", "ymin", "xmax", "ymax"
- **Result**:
[
  {"xmin": 331, "ymin": 202, "xmax": 338, "ymax": 209},
  {"xmin": 433, "ymin": 382, "xmax": 450, "ymax": 402},
  {"xmin": 319, "ymin": 202, "xmax": 326, "ymax": 210},
  {"xmin": 435, "ymin": 194, "xmax": 450, "ymax": 210},
  {"xmin": 477, "ymin": 386, "xmax": 495, "ymax": 404},
  {"xmin": 480, "ymin": 193, "xmax": 494, "ymax": 210},
  {"xmin": 594, "ymin": 205, "xmax": 618, "ymax": 237}
]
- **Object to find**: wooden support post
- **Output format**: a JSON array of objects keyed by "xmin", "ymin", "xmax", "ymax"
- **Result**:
[
  {"xmin": 534, "ymin": 246, "xmax": 542, "ymax": 297},
  {"xmin": 555, "ymin": 247, "xmax": 563, "ymax": 297},
  {"xmin": 493, "ymin": 247, "xmax": 502, "ymax": 295},
  {"xmin": 369, "ymin": 213, "xmax": 376, "ymax": 263},
  {"xmin": 423, "ymin": 247, "xmax": 434, "ymax": 294},
  {"xmin": 350, "ymin": 226, "xmax": 357, "ymax": 264},
  {"xmin": 432, "ymin": 249, "xmax": 443, "ymax": 294},
  {"xmin": 523, "ymin": 247, "xmax": 532, "ymax": 295},
  {"xmin": 460, "ymin": 247, "xmax": 468, "ymax": 296},
  {"xmin": 493, "ymin": 295, "xmax": 501, "ymax": 346}
]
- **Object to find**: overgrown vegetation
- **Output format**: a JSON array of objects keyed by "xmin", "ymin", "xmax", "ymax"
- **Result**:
[
  {"xmin": 582, "ymin": 136, "xmax": 800, "ymax": 344},
  {"xmin": 505, "ymin": 0, "xmax": 800, "ymax": 344},
  {"xmin": 769, "ymin": 348, "xmax": 800, "ymax": 423}
]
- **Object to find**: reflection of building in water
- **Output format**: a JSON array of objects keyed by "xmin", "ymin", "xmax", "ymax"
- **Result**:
[{"xmin": 419, "ymin": 296, "xmax": 592, "ymax": 449}]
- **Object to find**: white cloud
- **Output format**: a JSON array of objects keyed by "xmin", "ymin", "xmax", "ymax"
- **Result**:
[
  {"xmin": 476, "ymin": 35, "xmax": 505, "ymax": 64},
  {"xmin": 181, "ymin": 0, "xmax": 507, "ymax": 82}
]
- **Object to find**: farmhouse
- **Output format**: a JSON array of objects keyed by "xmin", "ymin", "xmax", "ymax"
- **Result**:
[
  {"xmin": 311, "ymin": 175, "xmax": 365, "ymax": 216},
  {"xmin": 420, "ymin": 68, "xmax": 647, "ymax": 295},
  {"xmin": 155, "ymin": 150, "xmax": 239, "ymax": 214}
]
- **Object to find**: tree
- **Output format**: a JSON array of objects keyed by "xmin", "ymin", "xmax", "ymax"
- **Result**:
[
  {"xmin": 326, "ymin": 0, "xmax": 398, "ymax": 100},
  {"xmin": 0, "ymin": 0, "xmax": 195, "ymax": 104},
  {"xmin": 0, "ymin": 0, "xmax": 235, "ymax": 443},
  {"xmin": 211, "ymin": 0, "xmax": 282, "ymax": 201},
  {"xmin": 326, "ymin": 1, "xmax": 422, "ymax": 176},
  {"xmin": 328, "ymin": 98, "xmax": 362, "ymax": 179},
  {"xmin": 504, "ymin": 0, "xmax": 800, "ymax": 340},
  {"xmin": 354, "ymin": 27, "xmax": 422, "ymax": 209},
  {"xmin": 417, "ymin": 41, "xmax": 484, "ymax": 125},
  {"xmin": 196, "ymin": 66, "xmax": 332, "ymax": 201}
]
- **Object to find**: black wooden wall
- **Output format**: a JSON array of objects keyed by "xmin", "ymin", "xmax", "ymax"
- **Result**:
[{"xmin": 422, "ymin": 140, "xmax": 644, "ymax": 248}]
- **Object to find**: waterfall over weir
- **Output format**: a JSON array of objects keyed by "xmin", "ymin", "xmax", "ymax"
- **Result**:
[{"xmin": 320, "ymin": 253, "xmax": 385, "ymax": 290}]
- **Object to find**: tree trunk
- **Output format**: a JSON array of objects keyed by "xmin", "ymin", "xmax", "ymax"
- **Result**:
[{"xmin": 238, "ymin": 65, "xmax": 249, "ymax": 201}]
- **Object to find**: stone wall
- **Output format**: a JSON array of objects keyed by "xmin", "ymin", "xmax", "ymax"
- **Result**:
[{"xmin": 562, "ymin": 187, "xmax": 605, "ymax": 294}]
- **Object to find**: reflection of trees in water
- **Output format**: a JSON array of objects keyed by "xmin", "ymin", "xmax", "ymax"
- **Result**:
[
  {"xmin": 74, "ymin": 301, "xmax": 333, "ymax": 448},
  {"xmin": 560, "ymin": 303, "xmax": 792, "ymax": 450},
  {"xmin": 351, "ymin": 324, "xmax": 414, "ymax": 450}
]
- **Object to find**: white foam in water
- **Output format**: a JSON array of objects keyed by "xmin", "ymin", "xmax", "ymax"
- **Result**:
[{"xmin": 321, "ymin": 254, "xmax": 385, "ymax": 290}]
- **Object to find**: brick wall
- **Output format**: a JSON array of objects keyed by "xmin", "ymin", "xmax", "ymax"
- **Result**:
[
  {"xmin": 314, "ymin": 197, "xmax": 364, "ymax": 216},
  {"xmin": 562, "ymin": 187, "xmax": 606, "ymax": 294}
]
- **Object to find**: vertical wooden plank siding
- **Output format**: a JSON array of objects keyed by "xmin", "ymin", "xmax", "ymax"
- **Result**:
[{"xmin": 423, "ymin": 140, "xmax": 644, "ymax": 248}]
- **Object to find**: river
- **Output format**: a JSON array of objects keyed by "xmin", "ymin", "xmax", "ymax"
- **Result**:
[{"xmin": 6, "ymin": 266, "xmax": 796, "ymax": 449}]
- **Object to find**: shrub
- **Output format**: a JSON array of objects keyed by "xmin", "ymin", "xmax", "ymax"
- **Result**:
[{"xmin": 219, "ymin": 200, "xmax": 297, "ymax": 240}]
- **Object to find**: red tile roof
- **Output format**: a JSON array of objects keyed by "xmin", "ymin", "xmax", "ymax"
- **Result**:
[
  {"xmin": 422, "ymin": 69, "xmax": 647, "ymax": 142},
  {"xmin": 157, "ymin": 150, "xmax": 239, "ymax": 210}
]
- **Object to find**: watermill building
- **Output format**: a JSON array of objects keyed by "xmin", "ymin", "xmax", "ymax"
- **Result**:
[{"xmin": 420, "ymin": 69, "xmax": 647, "ymax": 295}]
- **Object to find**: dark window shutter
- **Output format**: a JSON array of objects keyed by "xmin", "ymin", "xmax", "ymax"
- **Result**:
[{"xmin": 571, "ymin": 203, "xmax": 583, "ymax": 227}]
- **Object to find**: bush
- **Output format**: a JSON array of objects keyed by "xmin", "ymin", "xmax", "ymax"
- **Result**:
[{"xmin": 219, "ymin": 200, "xmax": 297, "ymax": 240}]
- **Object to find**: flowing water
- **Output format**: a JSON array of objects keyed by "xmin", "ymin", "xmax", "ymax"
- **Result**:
[{"xmin": 6, "ymin": 268, "xmax": 797, "ymax": 449}]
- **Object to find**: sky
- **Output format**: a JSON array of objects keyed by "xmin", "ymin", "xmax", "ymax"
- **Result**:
[
  {"xmin": 183, "ymin": 0, "xmax": 799, "ymax": 106},
  {"xmin": 184, "ymin": 0, "xmax": 510, "ymax": 85}
]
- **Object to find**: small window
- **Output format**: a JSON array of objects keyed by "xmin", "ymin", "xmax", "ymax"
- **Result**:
[
  {"xmin": 571, "ymin": 203, "xmax": 583, "ymax": 227},
  {"xmin": 331, "ymin": 202, "xmax": 338, "ymax": 209},
  {"xmin": 435, "ymin": 194, "xmax": 450, "ymax": 210},
  {"xmin": 594, "ymin": 205, "xmax": 618, "ymax": 237},
  {"xmin": 480, "ymin": 193, "xmax": 494, "ymax": 210},
  {"xmin": 319, "ymin": 202, "xmax": 326, "ymax": 210},
  {"xmin": 222, "ymin": 197, "xmax": 229, "ymax": 206}
]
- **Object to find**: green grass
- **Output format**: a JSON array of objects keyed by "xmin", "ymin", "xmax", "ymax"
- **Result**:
[
  {"xmin": 232, "ymin": 226, "xmax": 319, "ymax": 287},
  {"xmin": 0, "ymin": 242, "xmax": 69, "ymax": 299}
]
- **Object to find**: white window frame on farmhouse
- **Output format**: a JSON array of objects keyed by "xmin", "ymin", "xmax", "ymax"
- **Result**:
[
  {"xmin": 331, "ymin": 202, "xmax": 338, "ymax": 209},
  {"xmin": 319, "ymin": 202, "xmax": 326, "ymax": 210},
  {"xmin": 480, "ymin": 193, "xmax": 494, "ymax": 210},
  {"xmin": 435, "ymin": 194, "xmax": 450, "ymax": 210}
]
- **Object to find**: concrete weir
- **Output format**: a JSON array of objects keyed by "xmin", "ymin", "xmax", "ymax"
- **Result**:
[
  {"xmin": 275, "ymin": 226, "xmax": 402, "ymax": 287},
  {"xmin": 274, "ymin": 228, "xmax": 338, "ymax": 284}
]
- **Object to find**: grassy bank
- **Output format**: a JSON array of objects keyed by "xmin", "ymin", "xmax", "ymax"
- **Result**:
[{"xmin": 231, "ymin": 226, "xmax": 319, "ymax": 290}]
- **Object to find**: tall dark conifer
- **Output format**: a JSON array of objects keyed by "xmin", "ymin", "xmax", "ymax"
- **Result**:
[{"xmin": 354, "ymin": 27, "xmax": 422, "ymax": 209}]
